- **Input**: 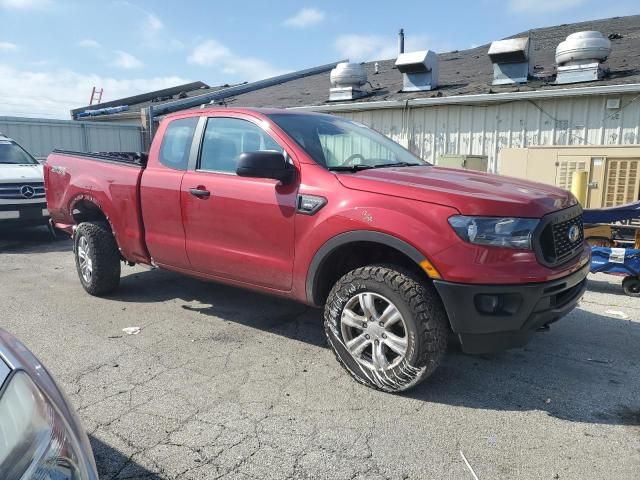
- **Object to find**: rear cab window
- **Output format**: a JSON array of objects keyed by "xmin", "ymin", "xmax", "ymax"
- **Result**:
[{"xmin": 159, "ymin": 117, "xmax": 199, "ymax": 170}]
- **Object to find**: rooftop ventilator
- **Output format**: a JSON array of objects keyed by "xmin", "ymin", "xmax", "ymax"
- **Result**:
[
  {"xmin": 488, "ymin": 37, "xmax": 532, "ymax": 85},
  {"xmin": 329, "ymin": 62, "xmax": 368, "ymax": 101},
  {"xmin": 555, "ymin": 31, "xmax": 611, "ymax": 84},
  {"xmin": 395, "ymin": 50, "xmax": 439, "ymax": 92}
]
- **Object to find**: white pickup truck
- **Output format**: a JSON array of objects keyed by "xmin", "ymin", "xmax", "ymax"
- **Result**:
[{"xmin": 0, "ymin": 134, "xmax": 48, "ymax": 227}]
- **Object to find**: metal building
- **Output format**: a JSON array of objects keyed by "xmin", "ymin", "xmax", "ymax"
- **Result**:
[
  {"xmin": 0, "ymin": 116, "xmax": 143, "ymax": 161},
  {"xmin": 324, "ymin": 85, "xmax": 640, "ymax": 172}
]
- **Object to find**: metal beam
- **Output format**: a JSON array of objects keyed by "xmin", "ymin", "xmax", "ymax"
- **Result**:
[
  {"xmin": 71, "ymin": 81, "xmax": 210, "ymax": 117},
  {"xmin": 149, "ymin": 60, "xmax": 347, "ymax": 119}
]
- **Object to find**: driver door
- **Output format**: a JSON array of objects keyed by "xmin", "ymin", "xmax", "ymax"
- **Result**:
[{"xmin": 181, "ymin": 116, "xmax": 298, "ymax": 290}]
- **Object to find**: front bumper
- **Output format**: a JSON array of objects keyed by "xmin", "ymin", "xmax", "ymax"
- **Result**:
[
  {"xmin": 433, "ymin": 260, "xmax": 589, "ymax": 354},
  {"xmin": 0, "ymin": 202, "xmax": 49, "ymax": 227}
]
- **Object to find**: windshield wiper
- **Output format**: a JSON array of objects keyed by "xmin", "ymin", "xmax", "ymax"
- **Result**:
[
  {"xmin": 327, "ymin": 164, "xmax": 375, "ymax": 172},
  {"xmin": 327, "ymin": 162, "xmax": 423, "ymax": 172},
  {"xmin": 371, "ymin": 162, "xmax": 422, "ymax": 168}
]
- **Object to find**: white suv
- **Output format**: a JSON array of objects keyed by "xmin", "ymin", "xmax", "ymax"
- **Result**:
[{"xmin": 0, "ymin": 134, "xmax": 48, "ymax": 227}]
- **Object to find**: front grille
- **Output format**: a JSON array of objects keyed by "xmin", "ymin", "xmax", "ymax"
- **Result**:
[
  {"xmin": 538, "ymin": 209, "xmax": 584, "ymax": 266},
  {"xmin": 0, "ymin": 182, "xmax": 45, "ymax": 200}
]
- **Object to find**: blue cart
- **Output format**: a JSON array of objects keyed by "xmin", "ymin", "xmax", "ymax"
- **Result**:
[
  {"xmin": 589, "ymin": 247, "xmax": 640, "ymax": 297},
  {"xmin": 584, "ymin": 201, "xmax": 640, "ymax": 297}
]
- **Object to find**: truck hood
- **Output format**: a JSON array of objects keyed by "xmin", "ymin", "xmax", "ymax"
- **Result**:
[
  {"xmin": 336, "ymin": 166, "xmax": 575, "ymax": 217},
  {"xmin": 0, "ymin": 164, "xmax": 44, "ymax": 183}
]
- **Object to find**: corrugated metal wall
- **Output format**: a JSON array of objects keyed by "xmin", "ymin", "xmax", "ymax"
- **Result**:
[
  {"xmin": 334, "ymin": 92, "xmax": 640, "ymax": 171},
  {"xmin": 0, "ymin": 116, "xmax": 144, "ymax": 160}
]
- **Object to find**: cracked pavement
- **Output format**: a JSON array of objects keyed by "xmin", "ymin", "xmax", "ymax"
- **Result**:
[{"xmin": 1, "ymin": 227, "xmax": 639, "ymax": 479}]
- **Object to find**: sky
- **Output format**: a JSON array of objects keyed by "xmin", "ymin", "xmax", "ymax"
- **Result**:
[{"xmin": 0, "ymin": 0, "xmax": 638, "ymax": 119}]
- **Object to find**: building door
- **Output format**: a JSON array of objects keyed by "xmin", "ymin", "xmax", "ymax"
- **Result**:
[{"xmin": 601, "ymin": 158, "xmax": 640, "ymax": 207}]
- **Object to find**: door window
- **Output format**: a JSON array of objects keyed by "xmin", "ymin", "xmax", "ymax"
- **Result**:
[
  {"xmin": 199, "ymin": 117, "xmax": 282, "ymax": 173},
  {"xmin": 159, "ymin": 117, "xmax": 198, "ymax": 170}
]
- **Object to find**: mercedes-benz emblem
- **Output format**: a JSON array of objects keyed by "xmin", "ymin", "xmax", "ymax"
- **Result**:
[
  {"xmin": 20, "ymin": 185, "xmax": 35, "ymax": 199},
  {"xmin": 567, "ymin": 224, "xmax": 580, "ymax": 243}
]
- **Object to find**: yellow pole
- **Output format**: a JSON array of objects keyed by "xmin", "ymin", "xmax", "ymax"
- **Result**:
[{"xmin": 570, "ymin": 170, "xmax": 588, "ymax": 206}]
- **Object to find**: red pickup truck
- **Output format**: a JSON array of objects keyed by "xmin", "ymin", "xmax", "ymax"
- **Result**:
[{"xmin": 45, "ymin": 108, "xmax": 590, "ymax": 392}]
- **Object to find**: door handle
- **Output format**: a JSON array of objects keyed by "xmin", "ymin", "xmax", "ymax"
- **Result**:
[{"xmin": 189, "ymin": 187, "xmax": 210, "ymax": 199}]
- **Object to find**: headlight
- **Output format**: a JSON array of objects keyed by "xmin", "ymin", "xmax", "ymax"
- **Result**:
[
  {"xmin": 0, "ymin": 371, "xmax": 92, "ymax": 480},
  {"xmin": 448, "ymin": 215, "xmax": 539, "ymax": 249}
]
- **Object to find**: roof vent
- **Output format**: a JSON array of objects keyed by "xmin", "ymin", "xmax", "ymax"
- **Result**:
[
  {"xmin": 488, "ymin": 37, "xmax": 532, "ymax": 85},
  {"xmin": 395, "ymin": 50, "xmax": 439, "ymax": 92},
  {"xmin": 555, "ymin": 31, "xmax": 611, "ymax": 84},
  {"xmin": 329, "ymin": 62, "xmax": 368, "ymax": 101}
]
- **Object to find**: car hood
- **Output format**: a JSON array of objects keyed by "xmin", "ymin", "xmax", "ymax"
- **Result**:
[
  {"xmin": 336, "ymin": 166, "xmax": 575, "ymax": 217},
  {"xmin": 0, "ymin": 164, "xmax": 44, "ymax": 183}
]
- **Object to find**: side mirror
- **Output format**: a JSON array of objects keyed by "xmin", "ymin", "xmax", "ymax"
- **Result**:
[{"xmin": 236, "ymin": 151, "xmax": 294, "ymax": 184}]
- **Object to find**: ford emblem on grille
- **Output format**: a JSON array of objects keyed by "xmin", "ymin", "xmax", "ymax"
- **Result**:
[
  {"xmin": 567, "ymin": 224, "xmax": 580, "ymax": 243},
  {"xmin": 20, "ymin": 185, "xmax": 35, "ymax": 199}
]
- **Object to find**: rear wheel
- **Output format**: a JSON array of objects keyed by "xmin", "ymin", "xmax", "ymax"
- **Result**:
[
  {"xmin": 74, "ymin": 222, "xmax": 121, "ymax": 296},
  {"xmin": 324, "ymin": 265, "xmax": 448, "ymax": 392},
  {"xmin": 622, "ymin": 276, "xmax": 640, "ymax": 297}
]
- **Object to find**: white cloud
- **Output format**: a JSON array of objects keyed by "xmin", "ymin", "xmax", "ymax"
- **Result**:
[
  {"xmin": 0, "ymin": 63, "xmax": 191, "ymax": 118},
  {"xmin": 222, "ymin": 57, "xmax": 286, "ymax": 80},
  {"xmin": 0, "ymin": 41, "xmax": 17, "ymax": 51},
  {"xmin": 29, "ymin": 59, "xmax": 53, "ymax": 66},
  {"xmin": 168, "ymin": 38, "xmax": 185, "ymax": 51},
  {"xmin": 111, "ymin": 50, "xmax": 143, "ymax": 69},
  {"xmin": 335, "ymin": 33, "xmax": 447, "ymax": 62},
  {"xmin": 283, "ymin": 7, "xmax": 325, "ymax": 28},
  {"xmin": 77, "ymin": 39, "xmax": 101, "ymax": 49},
  {"xmin": 141, "ymin": 12, "xmax": 184, "ymax": 51},
  {"xmin": 117, "ymin": 3, "xmax": 183, "ymax": 52},
  {"xmin": 0, "ymin": 0, "xmax": 49, "ymax": 8},
  {"xmin": 188, "ymin": 39, "xmax": 286, "ymax": 81},
  {"xmin": 187, "ymin": 39, "xmax": 231, "ymax": 66},
  {"xmin": 508, "ymin": 0, "xmax": 586, "ymax": 13},
  {"xmin": 145, "ymin": 12, "xmax": 163, "ymax": 33}
]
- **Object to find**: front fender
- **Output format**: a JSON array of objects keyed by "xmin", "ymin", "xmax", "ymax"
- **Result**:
[
  {"xmin": 305, "ymin": 230, "xmax": 431, "ymax": 305},
  {"xmin": 292, "ymin": 194, "xmax": 461, "ymax": 304}
]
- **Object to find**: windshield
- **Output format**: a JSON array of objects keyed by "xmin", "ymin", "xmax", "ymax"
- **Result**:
[
  {"xmin": 267, "ymin": 113, "xmax": 428, "ymax": 170},
  {"xmin": 0, "ymin": 140, "xmax": 39, "ymax": 165}
]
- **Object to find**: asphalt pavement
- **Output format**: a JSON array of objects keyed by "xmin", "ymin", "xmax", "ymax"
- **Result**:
[{"xmin": 1, "ymin": 226, "xmax": 639, "ymax": 479}]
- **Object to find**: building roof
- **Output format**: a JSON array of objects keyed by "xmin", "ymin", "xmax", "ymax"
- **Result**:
[
  {"xmin": 222, "ymin": 15, "xmax": 640, "ymax": 110},
  {"xmin": 70, "ymin": 81, "xmax": 231, "ymax": 119}
]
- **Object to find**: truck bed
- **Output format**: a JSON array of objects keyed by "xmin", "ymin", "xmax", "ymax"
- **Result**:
[
  {"xmin": 44, "ymin": 150, "xmax": 151, "ymax": 264},
  {"xmin": 51, "ymin": 150, "xmax": 148, "ymax": 166}
]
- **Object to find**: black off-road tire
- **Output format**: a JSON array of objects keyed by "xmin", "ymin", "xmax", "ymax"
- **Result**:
[
  {"xmin": 74, "ymin": 222, "xmax": 121, "ymax": 296},
  {"xmin": 324, "ymin": 265, "xmax": 449, "ymax": 392},
  {"xmin": 622, "ymin": 276, "xmax": 640, "ymax": 297}
]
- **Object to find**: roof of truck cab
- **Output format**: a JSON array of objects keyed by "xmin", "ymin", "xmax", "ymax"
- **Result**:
[{"xmin": 163, "ymin": 107, "xmax": 329, "ymax": 119}]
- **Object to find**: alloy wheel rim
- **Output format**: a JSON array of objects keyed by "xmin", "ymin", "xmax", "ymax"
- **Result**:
[
  {"xmin": 77, "ymin": 236, "xmax": 93, "ymax": 283},
  {"xmin": 340, "ymin": 292, "xmax": 409, "ymax": 371}
]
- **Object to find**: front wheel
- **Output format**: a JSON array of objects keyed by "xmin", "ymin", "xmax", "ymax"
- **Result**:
[
  {"xmin": 74, "ymin": 222, "xmax": 121, "ymax": 296},
  {"xmin": 324, "ymin": 265, "xmax": 448, "ymax": 392}
]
